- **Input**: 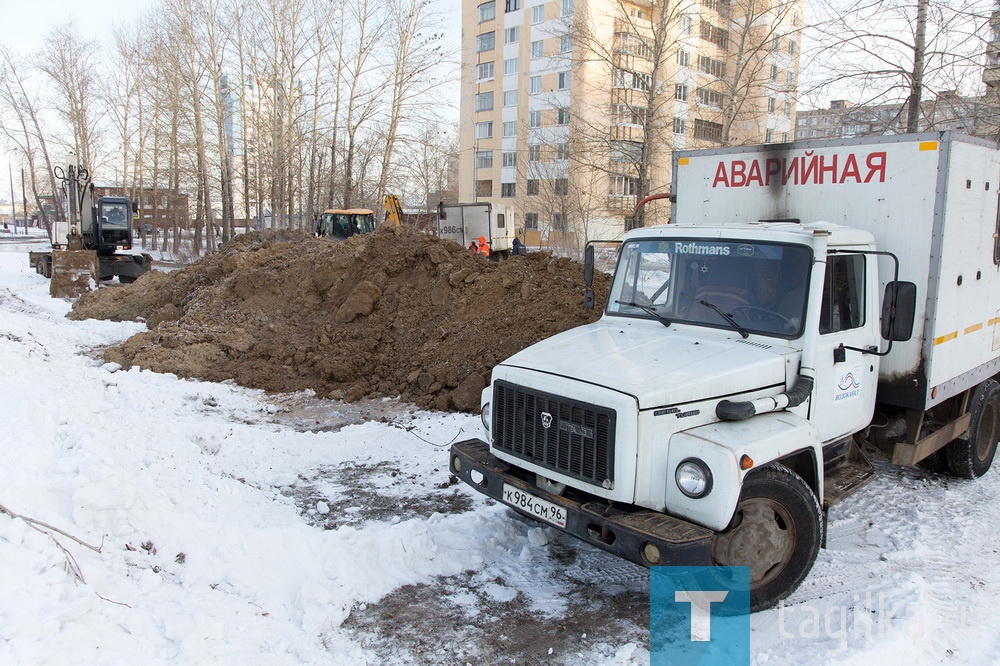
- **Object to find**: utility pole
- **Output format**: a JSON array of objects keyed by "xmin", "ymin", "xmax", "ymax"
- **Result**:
[
  {"xmin": 8, "ymin": 162, "xmax": 15, "ymax": 234},
  {"xmin": 21, "ymin": 167, "xmax": 28, "ymax": 234}
]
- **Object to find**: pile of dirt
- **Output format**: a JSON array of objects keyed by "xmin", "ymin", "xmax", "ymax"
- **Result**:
[{"xmin": 71, "ymin": 226, "xmax": 610, "ymax": 411}]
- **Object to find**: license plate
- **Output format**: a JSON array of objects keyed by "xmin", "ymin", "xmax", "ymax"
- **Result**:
[{"xmin": 502, "ymin": 483, "xmax": 567, "ymax": 528}]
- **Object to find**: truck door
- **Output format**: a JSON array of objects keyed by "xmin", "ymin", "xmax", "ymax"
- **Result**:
[{"xmin": 808, "ymin": 253, "xmax": 880, "ymax": 442}]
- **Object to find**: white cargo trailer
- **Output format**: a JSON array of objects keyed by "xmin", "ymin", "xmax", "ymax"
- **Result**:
[
  {"xmin": 450, "ymin": 132, "xmax": 1000, "ymax": 612},
  {"xmin": 436, "ymin": 202, "xmax": 514, "ymax": 255}
]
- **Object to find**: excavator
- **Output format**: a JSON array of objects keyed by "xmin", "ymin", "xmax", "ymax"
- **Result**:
[{"xmin": 30, "ymin": 161, "xmax": 151, "ymax": 298}]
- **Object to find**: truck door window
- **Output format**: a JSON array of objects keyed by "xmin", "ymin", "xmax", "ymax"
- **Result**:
[{"xmin": 820, "ymin": 254, "xmax": 865, "ymax": 334}]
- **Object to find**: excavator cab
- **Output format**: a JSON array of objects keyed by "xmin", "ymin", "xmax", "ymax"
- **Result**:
[{"xmin": 316, "ymin": 209, "xmax": 376, "ymax": 239}]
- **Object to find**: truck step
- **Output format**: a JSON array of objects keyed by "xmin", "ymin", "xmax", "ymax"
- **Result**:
[{"xmin": 823, "ymin": 441, "xmax": 876, "ymax": 508}]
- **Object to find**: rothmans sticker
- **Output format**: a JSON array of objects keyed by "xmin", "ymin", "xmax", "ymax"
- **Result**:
[{"xmin": 673, "ymin": 242, "xmax": 731, "ymax": 256}]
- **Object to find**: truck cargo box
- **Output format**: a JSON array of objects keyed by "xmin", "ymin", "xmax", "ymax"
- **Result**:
[{"xmin": 672, "ymin": 132, "xmax": 1000, "ymax": 411}]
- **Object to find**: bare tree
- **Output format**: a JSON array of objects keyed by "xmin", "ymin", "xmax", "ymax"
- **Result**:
[
  {"xmin": 36, "ymin": 24, "xmax": 104, "ymax": 170},
  {"xmin": 0, "ymin": 45, "xmax": 63, "ymax": 230},
  {"xmin": 374, "ymin": 0, "xmax": 449, "ymax": 212},
  {"xmin": 806, "ymin": 0, "xmax": 989, "ymax": 132}
]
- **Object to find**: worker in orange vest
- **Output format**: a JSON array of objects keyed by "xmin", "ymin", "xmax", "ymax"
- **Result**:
[{"xmin": 477, "ymin": 235, "xmax": 491, "ymax": 257}]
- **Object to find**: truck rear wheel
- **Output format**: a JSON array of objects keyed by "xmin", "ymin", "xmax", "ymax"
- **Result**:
[
  {"xmin": 711, "ymin": 464, "xmax": 822, "ymax": 612},
  {"xmin": 946, "ymin": 379, "xmax": 1000, "ymax": 479}
]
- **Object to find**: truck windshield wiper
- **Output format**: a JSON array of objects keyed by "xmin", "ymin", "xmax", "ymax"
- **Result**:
[
  {"xmin": 682, "ymin": 293, "xmax": 749, "ymax": 338},
  {"xmin": 614, "ymin": 300, "xmax": 672, "ymax": 328}
]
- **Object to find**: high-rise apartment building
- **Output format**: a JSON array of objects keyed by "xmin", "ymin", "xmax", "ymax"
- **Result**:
[{"xmin": 459, "ymin": 0, "xmax": 802, "ymax": 251}]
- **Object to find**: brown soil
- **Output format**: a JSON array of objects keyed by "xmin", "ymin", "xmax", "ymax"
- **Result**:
[{"xmin": 71, "ymin": 226, "xmax": 610, "ymax": 411}]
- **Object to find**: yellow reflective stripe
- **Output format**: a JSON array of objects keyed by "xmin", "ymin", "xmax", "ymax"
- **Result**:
[
  {"xmin": 919, "ymin": 141, "xmax": 938, "ymax": 151},
  {"xmin": 990, "ymin": 317, "xmax": 1000, "ymax": 326},
  {"xmin": 965, "ymin": 323, "xmax": 984, "ymax": 335},
  {"xmin": 934, "ymin": 331, "xmax": 958, "ymax": 345},
  {"xmin": 677, "ymin": 157, "xmax": 690, "ymax": 165}
]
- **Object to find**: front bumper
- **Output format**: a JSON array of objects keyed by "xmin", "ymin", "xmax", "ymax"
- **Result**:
[{"xmin": 450, "ymin": 439, "xmax": 714, "ymax": 567}]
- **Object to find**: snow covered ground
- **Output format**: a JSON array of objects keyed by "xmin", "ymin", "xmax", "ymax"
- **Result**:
[{"xmin": 1, "ymin": 239, "xmax": 999, "ymax": 664}]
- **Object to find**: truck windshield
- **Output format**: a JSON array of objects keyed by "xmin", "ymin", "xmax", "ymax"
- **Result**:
[{"xmin": 607, "ymin": 238, "xmax": 812, "ymax": 338}]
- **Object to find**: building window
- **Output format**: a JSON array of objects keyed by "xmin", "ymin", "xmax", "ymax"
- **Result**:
[
  {"xmin": 529, "ymin": 110, "xmax": 541, "ymax": 127},
  {"xmin": 694, "ymin": 118, "xmax": 723, "ymax": 142},
  {"xmin": 611, "ymin": 104, "xmax": 646, "ymax": 125},
  {"xmin": 479, "ymin": 1, "xmax": 496, "ymax": 22},
  {"xmin": 609, "ymin": 175, "xmax": 640, "ymax": 196},
  {"xmin": 556, "ymin": 142, "xmax": 569, "ymax": 160},
  {"xmin": 476, "ymin": 91, "xmax": 494, "ymax": 111},
  {"xmin": 532, "ymin": 5, "xmax": 544, "ymax": 23},
  {"xmin": 530, "ymin": 76, "xmax": 541, "ymax": 93},
  {"xmin": 555, "ymin": 178, "xmax": 569, "ymax": 195},
  {"xmin": 782, "ymin": 132, "xmax": 789, "ymax": 142},
  {"xmin": 477, "ymin": 31, "xmax": 495, "ymax": 52},
  {"xmin": 697, "ymin": 87, "xmax": 726, "ymax": 109},
  {"xmin": 698, "ymin": 55, "xmax": 726, "ymax": 78},
  {"xmin": 528, "ymin": 144, "xmax": 540, "ymax": 161},
  {"xmin": 504, "ymin": 58, "xmax": 518, "ymax": 75},
  {"xmin": 675, "ymin": 84, "xmax": 688, "ymax": 101},
  {"xmin": 677, "ymin": 49, "xmax": 690, "ymax": 67},
  {"xmin": 501, "ymin": 182, "xmax": 516, "ymax": 197},
  {"xmin": 475, "ymin": 150, "xmax": 493, "ymax": 168},
  {"xmin": 561, "ymin": 35, "xmax": 572, "ymax": 53},
  {"xmin": 767, "ymin": 97, "xmax": 776, "ymax": 113},
  {"xmin": 475, "ymin": 121, "xmax": 494, "ymax": 139},
  {"xmin": 766, "ymin": 129, "xmax": 774, "ymax": 143},
  {"xmin": 503, "ymin": 90, "xmax": 517, "ymax": 106},
  {"xmin": 527, "ymin": 179, "xmax": 539, "ymax": 195},
  {"xmin": 476, "ymin": 179, "xmax": 493, "ymax": 197},
  {"xmin": 680, "ymin": 16, "xmax": 693, "ymax": 34},
  {"xmin": 531, "ymin": 40, "xmax": 544, "ymax": 58},
  {"xmin": 771, "ymin": 65, "xmax": 779, "ymax": 81},
  {"xmin": 505, "ymin": 26, "xmax": 519, "ymax": 43},
  {"xmin": 610, "ymin": 141, "xmax": 641, "ymax": 163},
  {"xmin": 557, "ymin": 107, "xmax": 570, "ymax": 124},
  {"xmin": 477, "ymin": 62, "xmax": 495, "ymax": 81},
  {"xmin": 525, "ymin": 212, "xmax": 539, "ymax": 229},
  {"xmin": 505, "ymin": 0, "xmax": 520, "ymax": 11},
  {"xmin": 502, "ymin": 151, "xmax": 517, "ymax": 167},
  {"xmin": 700, "ymin": 20, "xmax": 729, "ymax": 48},
  {"xmin": 673, "ymin": 117, "xmax": 686, "ymax": 134},
  {"xmin": 616, "ymin": 32, "xmax": 652, "ymax": 59},
  {"xmin": 787, "ymin": 71, "xmax": 794, "ymax": 86},
  {"xmin": 788, "ymin": 39, "xmax": 796, "ymax": 55},
  {"xmin": 614, "ymin": 69, "xmax": 650, "ymax": 91},
  {"xmin": 552, "ymin": 213, "xmax": 566, "ymax": 230},
  {"xmin": 502, "ymin": 121, "xmax": 517, "ymax": 137},
  {"xmin": 557, "ymin": 71, "xmax": 570, "ymax": 89},
  {"xmin": 562, "ymin": 0, "xmax": 573, "ymax": 16},
  {"xmin": 783, "ymin": 101, "xmax": 791, "ymax": 117}
]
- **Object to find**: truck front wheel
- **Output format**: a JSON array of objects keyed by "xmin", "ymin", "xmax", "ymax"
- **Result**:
[
  {"xmin": 946, "ymin": 378, "xmax": 1000, "ymax": 479},
  {"xmin": 711, "ymin": 464, "xmax": 822, "ymax": 612}
]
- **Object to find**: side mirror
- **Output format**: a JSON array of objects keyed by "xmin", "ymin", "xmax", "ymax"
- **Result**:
[
  {"xmin": 881, "ymin": 281, "xmax": 916, "ymax": 341},
  {"xmin": 584, "ymin": 244, "xmax": 595, "ymax": 311}
]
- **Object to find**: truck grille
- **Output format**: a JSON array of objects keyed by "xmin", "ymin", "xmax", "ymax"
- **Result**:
[{"xmin": 493, "ymin": 380, "xmax": 616, "ymax": 487}]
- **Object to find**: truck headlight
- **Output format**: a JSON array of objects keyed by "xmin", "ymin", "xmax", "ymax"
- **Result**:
[
  {"xmin": 481, "ymin": 402, "xmax": 491, "ymax": 433},
  {"xmin": 675, "ymin": 458, "xmax": 713, "ymax": 498}
]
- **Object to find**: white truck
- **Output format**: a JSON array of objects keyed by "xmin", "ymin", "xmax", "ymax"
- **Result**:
[
  {"xmin": 450, "ymin": 132, "xmax": 1000, "ymax": 612},
  {"xmin": 436, "ymin": 202, "xmax": 514, "ymax": 255}
]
